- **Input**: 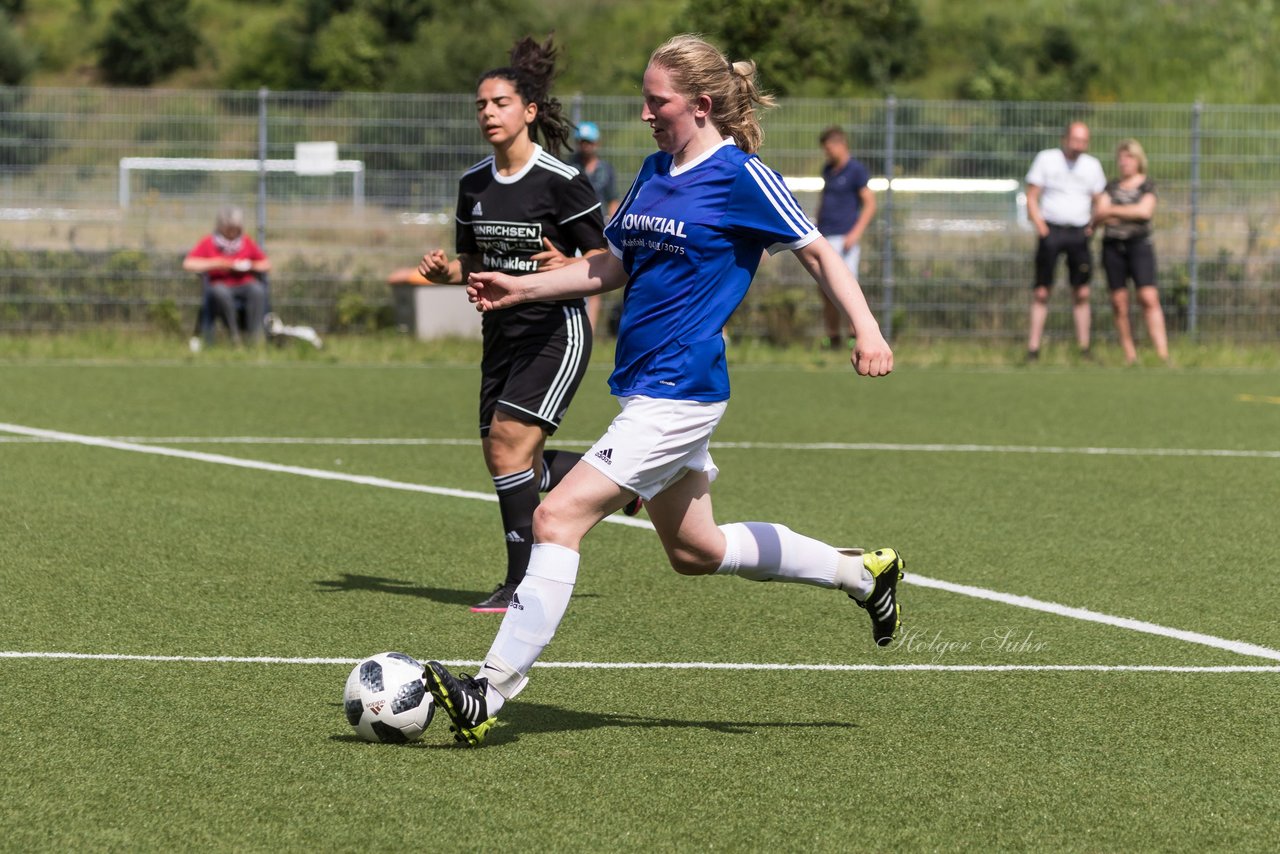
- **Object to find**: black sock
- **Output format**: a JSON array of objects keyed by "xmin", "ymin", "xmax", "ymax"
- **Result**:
[
  {"xmin": 539, "ymin": 449, "xmax": 581, "ymax": 492},
  {"xmin": 492, "ymin": 469, "xmax": 539, "ymax": 586}
]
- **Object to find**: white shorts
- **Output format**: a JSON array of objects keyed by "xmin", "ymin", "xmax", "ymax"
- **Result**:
[
  {"xmin": 825, "ymin": 234, "xmax": 862, "ymax": 278},
  {"xmin": 582, "ymin": 395, "xmax": 728, "ymax": 501}
]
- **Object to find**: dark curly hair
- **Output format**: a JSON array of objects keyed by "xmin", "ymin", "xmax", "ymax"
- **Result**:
[{"xmin": 478, "ymin": 35, "xmax": 573, "ymax": 156}]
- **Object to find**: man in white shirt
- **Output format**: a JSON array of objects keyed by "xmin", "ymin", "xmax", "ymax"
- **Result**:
[{"xmin": 1025, "ymin": 122, "xmax": 1107, "ymax": 360}]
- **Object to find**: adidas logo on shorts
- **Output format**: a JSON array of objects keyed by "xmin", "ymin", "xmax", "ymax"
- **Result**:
[
  {"xmin": 510, "ymin": 592, "xmax": 524, "ymax": 610},
  {"xmin": 505, "ymin": 530, "xmax": 525, "ymax": 543},
  {"xmin": 594, "ymin": 448, "xmax": 613, "ymax": 465}
]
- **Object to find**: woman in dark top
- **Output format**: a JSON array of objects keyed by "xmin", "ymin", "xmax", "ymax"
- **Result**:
[
  {"xmin": 1094, "ymin": 138, "xmax": 1169, "ymax": 364},
  {"xmin": 417, "ymin": 37, "xmax": 612, "ymax": 612}
]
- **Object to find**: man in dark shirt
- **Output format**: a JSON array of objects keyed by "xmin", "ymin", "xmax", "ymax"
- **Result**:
[{"xmin": 816, "ymin": 126, "xmax": 877, "ymax": 349}]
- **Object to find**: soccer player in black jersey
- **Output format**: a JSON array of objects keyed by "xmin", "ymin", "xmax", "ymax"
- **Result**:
[{"xmin": 417, "ymin": 36, "xmax": 620, "ymax": 613}]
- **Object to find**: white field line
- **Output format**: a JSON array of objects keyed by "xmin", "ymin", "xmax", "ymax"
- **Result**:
[
  {"xmin": 905, "ymin": 575, "xmax": 1280, "ymax": 661},
  {"xmin": 0, "ymin": 423, "xmax": 648, "ymax": 520},
  {"xmin": 1, "ymin": 651, "xmax": 1278, "ymax": 674},
  {"xmin": 3, "ymin": 421, "xmax": 1279, "ymax": 661},
  {"xmin": 5, "ymin": 433, "xmax": 1280, "ymax": 459}
]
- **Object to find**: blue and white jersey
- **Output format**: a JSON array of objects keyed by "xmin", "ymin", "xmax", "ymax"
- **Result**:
[{"xmin": 604, "ymin": 140, "xmax": 819, "ymax": 401}]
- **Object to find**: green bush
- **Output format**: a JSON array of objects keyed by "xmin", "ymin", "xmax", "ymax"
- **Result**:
[
  {"xmin": 311, "ymin": 10, "xmax": 385, "ymax": 91},
  {"xmin": 960, "ymin": 21, "xmax": 1098, "ymax": 102},
  {"xmin": 221, "ymin": 0, "xmax": 437, "ymax": 92},
  {"xmin": 686, "ymin": 0, "xmax": 925, "ymax": 96},
  {"xmin": 0, "ymin": 245, "xmax": 408, "ymax": 333},
  {"xmin": 0, "ymin": 11, "xmax": 35, "ymax": 86},
  {"xmin": 0, "ymin": 90, "xmax": 56, "ymax": 170},
  {"xmin": 332, "ymin": 290, "xmax": 396, "ymax": 332},
  {"xmin": 97, "ymin": 0, "xmax": 202, "ymax": 86},
  {"xmin": 147, "ymin": 298, "xmax": 184, "ymax": 336}
]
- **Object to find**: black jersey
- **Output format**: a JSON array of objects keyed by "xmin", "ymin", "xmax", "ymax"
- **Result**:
[{"xmin": 455, "ymin": 145, "xmax": 607, "ymax": 324}]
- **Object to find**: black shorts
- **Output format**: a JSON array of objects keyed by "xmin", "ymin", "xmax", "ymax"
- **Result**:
[
  {"xmin": 478, "ymin": 303, "xmax": 592, "ymax": 436},
  {"xmin": 1102, "ymin": 236, "xmax": 1157, "ymax": 291},
  {"xmin": 1035, "ymin": 225, "xmax": 1092, "ymax": 288}
]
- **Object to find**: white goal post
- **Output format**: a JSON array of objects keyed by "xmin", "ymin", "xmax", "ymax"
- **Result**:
[
  {"xmin": 784, "ymin": 176, "xmax": 1028, "ymax": 231},
  {"xmin": 783, "ymin": 176, "xmax": 1021, "ymax": 194},
  {"xmin": 118, "ymin": 156, "xmax": 365, "ymax": 209}
]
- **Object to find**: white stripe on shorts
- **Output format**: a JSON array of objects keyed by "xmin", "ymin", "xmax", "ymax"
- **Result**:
[{"xmin": 537, "ymin": 306, "xmax": 586, "ymax": 424}]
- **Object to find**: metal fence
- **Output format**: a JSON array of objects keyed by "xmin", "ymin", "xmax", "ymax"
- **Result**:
[{"xmin": 2, "ymin": 86, "xmax": 1278, "ymax": 342}]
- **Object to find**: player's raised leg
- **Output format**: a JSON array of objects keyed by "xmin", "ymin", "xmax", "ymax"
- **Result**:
[{"xmin": 645, "ymin": 469, "xmax": 905, "ymax": 646}]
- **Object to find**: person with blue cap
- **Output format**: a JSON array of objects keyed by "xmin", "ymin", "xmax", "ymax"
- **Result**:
[{"xmin": 570, "ymin": 121, "xmax": 620, "ymax": 332}]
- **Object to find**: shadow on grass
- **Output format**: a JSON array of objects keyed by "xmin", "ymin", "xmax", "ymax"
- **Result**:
[
  {"xmin": 314, "ymin": 573, "xmax": 477, "ymax": 605},
  {"xmin": 358, "ymin": 702, "xmax": 857, "ymax": 749},
  {"xmin": 313, "ymin": 573, "xmax": 596, "ymax": 605},
  {"xmin": 495, "ymin": 701, "xmax": 859, "ymax": 744},
  {"xmin": 331, "ymin": 702, "xmax": 857, "ymax": 749}
]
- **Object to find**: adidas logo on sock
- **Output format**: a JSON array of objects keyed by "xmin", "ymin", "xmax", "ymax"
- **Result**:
[
  {"xmin": 472, "ymin": 201, "xmax": 483, "ymax": 216},
  {"xmin": 510, "ymin": 592, "xmax": 524, "ymax": 610},
  {"xmin": 505, "ymin": 530, "xmax": 525, "ymax": 543},
  {"xmin": 594, "ymin": 448, "xmax": 613, "ymax": 464}
]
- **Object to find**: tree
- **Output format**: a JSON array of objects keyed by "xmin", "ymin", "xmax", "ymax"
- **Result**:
[
  {"xmin": 961, "ymin": 22, "xmax": 1098, "ymax": 101},
  {"xmin": 0, "ymin": 11, "xmax": 54, "ymax": 171},
  {"xmin": 97, "ymin": 0, "xmax": 202, "ymax": 86},
  {"xmin": 686, "ymin": 0, "xmax": 924, "ymax": 96},
  {"xmin": 0, "ymin": 10, "xmax": 36, "ymax": 86},
  {"xmin": 847, "ymin": 0, "xmax": 925, "ymax": 91},
  {"xmin": 312, "ymin": 11, "xmax": 385, "ymax": 91},
  {"xmin": 382, "ymin": 0, "xmax": 550, "ymax": 93},
  {"xmin": 223, "ymin": 0, "xmax": 443, "ymax": 91},
  {"xmin": 356, "ymin": 0, "xmax": 437, "ymax": 43}
]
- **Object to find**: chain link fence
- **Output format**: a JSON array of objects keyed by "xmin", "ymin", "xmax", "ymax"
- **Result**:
[{"xmin": 2, "ymin": 86, "xmax": 1277, "ymax": 342}]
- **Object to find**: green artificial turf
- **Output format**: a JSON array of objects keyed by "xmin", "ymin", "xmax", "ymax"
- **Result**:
[{"xmin": 2, "ymin": 352, "xmax": 1278, "ymax": 851}]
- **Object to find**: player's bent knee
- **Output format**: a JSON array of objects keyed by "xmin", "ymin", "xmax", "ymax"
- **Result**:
[
  {"xmin": 484, "ymin": 440, "xmax": 535, "ymax": 474},
  {"xmin": 531, "ymin": 498, "xmax": 587, "ymax": 547},
  {"xmin": 667, "ymin": 547, "xmax": 720, "ymax": 576},
  {"xmin": 531, "ymin": 500, "xmax": 562, "ymax": 538}
]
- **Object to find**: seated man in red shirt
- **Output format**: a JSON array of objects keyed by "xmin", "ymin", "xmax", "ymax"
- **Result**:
[{"xmin": 183, "ymin": 206, "xmax": 272, "ymax": 345}]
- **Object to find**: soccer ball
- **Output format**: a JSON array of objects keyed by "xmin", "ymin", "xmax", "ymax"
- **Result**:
[{"xmin": 343, "ymin": 652, "xmax": 435, "ymax": 743}]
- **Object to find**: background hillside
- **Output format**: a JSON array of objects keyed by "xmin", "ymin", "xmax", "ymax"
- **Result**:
[{"xmin": 7, "ymin": 0, "xmax": 1280, "ymax": 104}]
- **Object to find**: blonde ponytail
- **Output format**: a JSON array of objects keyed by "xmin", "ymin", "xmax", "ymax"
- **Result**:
[{"xmin": 650, "ymin": 34, "xmax": 775, "ymax": 154}]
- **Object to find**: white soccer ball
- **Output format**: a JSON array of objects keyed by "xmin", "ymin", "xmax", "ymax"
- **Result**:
[{"xmin": 343, "ymin": 652, "xmax": 435, "ymax": 743}]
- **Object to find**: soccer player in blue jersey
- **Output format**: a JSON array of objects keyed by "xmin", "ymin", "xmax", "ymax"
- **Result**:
[{"xmin": 423, "ymin": 34, "xmax": 904, "ymax": 746}]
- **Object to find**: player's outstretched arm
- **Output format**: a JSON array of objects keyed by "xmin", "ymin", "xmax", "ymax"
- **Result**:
[
  {"xmin": 794, "ymin": 238, "xmax": 893, "ymax": 377},
  {"xmin": 468, "ymin": 251, "xmax": 628, "ymax": 312}
]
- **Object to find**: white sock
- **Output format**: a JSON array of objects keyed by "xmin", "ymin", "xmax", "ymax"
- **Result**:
[
  {"xmin": 483, "ymin": 680, "xmax": 508, "ymax": 716},
  {"xmin": 834, "ymin": 551, "xmax": 875, "ymax": 601},
  {"xmin": 715, "ymin": 522, "xmax": 852, "ymax": 589},
  {"xmin": 475, "ymin": 543, "xmax": 579, "ymax": 711}
]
